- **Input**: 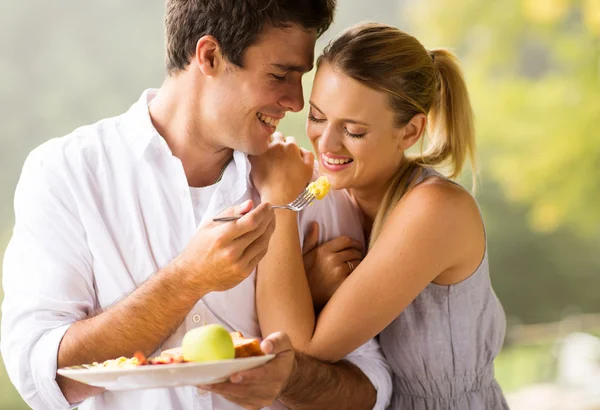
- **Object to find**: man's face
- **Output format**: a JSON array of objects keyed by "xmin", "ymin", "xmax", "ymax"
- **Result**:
[{"xmin": 204, "ymin": 24, "xmax": 317, "ymax": 155}]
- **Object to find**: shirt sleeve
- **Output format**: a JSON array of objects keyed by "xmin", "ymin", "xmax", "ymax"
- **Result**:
[
  {"xmin": 1, "ymin": 146, "xmax": 95, "ymax": 410},
  {"xmin": 344, "ymin": 338, "xmax": 393, "ymax": 410}
]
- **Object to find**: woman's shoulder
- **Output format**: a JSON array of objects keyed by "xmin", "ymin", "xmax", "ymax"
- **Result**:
[
  {"xmin": 407, "ymin": 173, "xmax": 478, "ymax": 215},
  {"xmin": 388, "ymin": 174, "xmax": 483, "ymax": 241}
]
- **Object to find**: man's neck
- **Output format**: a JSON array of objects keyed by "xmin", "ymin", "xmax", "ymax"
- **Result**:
[{"xmin": 148, "ymin": 77, "xmax": 233, "ymax": 188}]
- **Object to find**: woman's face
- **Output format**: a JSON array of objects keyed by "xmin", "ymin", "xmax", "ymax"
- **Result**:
[{"xmin": 307, "ymin": 63, "xmax": 405, "ymax": 193}]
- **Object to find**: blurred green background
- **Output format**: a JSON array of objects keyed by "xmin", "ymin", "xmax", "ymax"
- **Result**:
[{"xmin": 1, "ymin": 1, "xmax": 599, "ymax": 409}]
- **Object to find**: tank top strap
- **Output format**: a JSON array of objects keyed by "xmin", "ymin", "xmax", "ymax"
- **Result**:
[{"xmin": 410, "ymin": 166, "xmax": 455, "ymax": 186}]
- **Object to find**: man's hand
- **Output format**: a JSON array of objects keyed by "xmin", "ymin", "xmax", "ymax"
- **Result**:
[
  {"xmin": 250, "ymin": 132, "xmax": 314, "ymax": 204},
  {"xmin": 303, "ymin": 222, "xmax": 364, "ymax": 311},
  {"xmin": 198, "ymin": 332, "xmax": 295, "ymax": 410},
  {"xmin": 174, "ymin": 199, "xmax": 276, "ymax": 292}
]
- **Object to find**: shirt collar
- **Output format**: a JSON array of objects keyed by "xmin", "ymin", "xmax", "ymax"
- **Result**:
[{"xmin": 119, "ymin": 89, "xmax": 161, "ymax": 160}]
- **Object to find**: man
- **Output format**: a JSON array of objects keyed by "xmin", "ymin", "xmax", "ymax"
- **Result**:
[{"xmin": 1, "ymin": 1, "xmax": 392, "ymax": 409}]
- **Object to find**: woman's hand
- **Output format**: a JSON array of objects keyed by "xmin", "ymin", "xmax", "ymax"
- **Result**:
[
  {"xmin": 302, "ymin": 222, "xmax": 364, "ymax": 311},
  {"xmin": 250, "ymin": 132, "xmax": 314, "ymax": 205}
]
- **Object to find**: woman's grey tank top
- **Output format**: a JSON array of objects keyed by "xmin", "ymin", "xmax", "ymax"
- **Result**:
[{"xmin": 379, "ymin": 167, "xmax": 509, "ymax": 409}]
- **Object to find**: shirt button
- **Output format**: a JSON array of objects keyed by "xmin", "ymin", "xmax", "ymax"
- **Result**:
[{"xmin": 192, "ymin": 314, "xmax": 201, "ymax": 323}]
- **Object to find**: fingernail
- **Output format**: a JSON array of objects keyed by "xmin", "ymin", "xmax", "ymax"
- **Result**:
[
  {"xmin": 231, "ymin": 375, "xmax": 243, "ymax": 383},
  {"xmin": 198, "ymin": 385, "xmax": 209, "ymax": 390},
  {"xmin": 262, "ymin": 340, "xmax": 273, "ymax": 353}
]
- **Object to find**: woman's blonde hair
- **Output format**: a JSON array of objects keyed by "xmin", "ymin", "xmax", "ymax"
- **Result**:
[{"xmin": 317, "ymin": 22, "xmax": 476, "ymax": 249}]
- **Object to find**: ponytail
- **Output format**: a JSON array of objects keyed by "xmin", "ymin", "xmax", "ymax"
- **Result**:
[{"xmin": 420, "ymin": 49, "xmax": 476, "ymax": 181}]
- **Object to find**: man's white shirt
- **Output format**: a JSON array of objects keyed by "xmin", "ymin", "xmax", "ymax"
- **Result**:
[{"xmin": 1, "ymin": 90, "xmax": 392, "ymax": 410}]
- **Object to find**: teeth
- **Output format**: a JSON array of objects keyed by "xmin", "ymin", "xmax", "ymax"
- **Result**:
[
  {"xmin": 257, "ymin": 113, "xmax": 280, "ymax": 127},
  {"xmin": 323, "ymin": 154, "xmax": 352, "ymax": 165}
]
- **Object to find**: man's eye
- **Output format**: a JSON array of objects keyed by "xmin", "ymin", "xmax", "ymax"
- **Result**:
[{"xmin": 271, "ymin": 74, "xmax": 286, "ymax": 81}]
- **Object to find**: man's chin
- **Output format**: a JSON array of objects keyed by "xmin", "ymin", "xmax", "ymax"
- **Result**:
[{"xmin": 244, "ymin": 142, "xmax": 269, "ymax": 156}]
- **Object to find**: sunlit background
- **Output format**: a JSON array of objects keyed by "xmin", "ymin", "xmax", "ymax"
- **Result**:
[{"xmin": 1, "ymin": 1, "xmax": 600, "ymax": 409}]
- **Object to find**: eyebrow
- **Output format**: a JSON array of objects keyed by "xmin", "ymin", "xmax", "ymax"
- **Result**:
[
  {"xmin": 309, "ymin": 101, "xmax": 371, "ymax": 126},
  {"xmin": 271, "ymin": 63, "xmax": 313, "ymax": 73}
]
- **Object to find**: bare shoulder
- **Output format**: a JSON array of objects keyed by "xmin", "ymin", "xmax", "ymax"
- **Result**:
[
  {"xmin": 387, "ymin": 176, "xmax": 484, "ymax": 254},
  {"xmin": 384, "ymin": 176, "xmax": 485, "ymax": 282},
  {"xmin": 395, "ymin": 176, "xmax": 480, "ymax": 224}
]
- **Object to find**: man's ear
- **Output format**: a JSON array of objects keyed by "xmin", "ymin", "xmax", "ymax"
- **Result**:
[
  {"xmin": 398, "ymin": 113, "xmax": 427, "ymax": 150},
  {"xmin": 194, "ymin": 35, "xmax": 223, "ymax": 76}
]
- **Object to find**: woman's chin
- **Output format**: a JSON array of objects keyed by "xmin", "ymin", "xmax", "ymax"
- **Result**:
[{"xmin": 321, "ymin": 175, "xmax": 346, "ymax": 191}]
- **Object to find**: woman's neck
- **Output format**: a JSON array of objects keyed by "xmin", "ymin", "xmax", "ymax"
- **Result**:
[{"xmin": 348, "ymin": 187, "xmax": 387, "ymax": 241}]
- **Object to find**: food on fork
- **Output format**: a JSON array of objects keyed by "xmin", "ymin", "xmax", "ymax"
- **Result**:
[{"xmin": 307, "ymin": 176, "xmax": 330, "ymax": 200}]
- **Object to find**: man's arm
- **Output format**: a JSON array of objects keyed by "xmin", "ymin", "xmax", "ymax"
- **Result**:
[
  {"xmin": 56, "ymin": 261, "xmax": 213, "ymax": 404},
  {"xmin": 1, "ymin": 150, "xmax": 276, "ymax": 410},
  {"xmin": 280, "ymin": 351, "xmax": 376, "ymax": 410},
  {"xmin": 199, "ymin": 331, "xmax": 390, "ymax": 410},
  {"xmin": 55, "ymin": 200, "xmax": 275, "ymax": 404}
]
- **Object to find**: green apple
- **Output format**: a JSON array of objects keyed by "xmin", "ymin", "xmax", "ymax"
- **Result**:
[{"xmin": 182, "ymin": 324, "xmax": 235, "ymax": 362}]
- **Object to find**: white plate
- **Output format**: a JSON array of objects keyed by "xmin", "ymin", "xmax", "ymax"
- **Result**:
[{"xmin": 57, "ymin": 355, "xmax": 275, "ymax": 391}]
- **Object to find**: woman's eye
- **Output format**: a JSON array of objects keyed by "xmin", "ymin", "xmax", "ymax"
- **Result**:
[
  {"xmin": 344, "ymin": 128, "xmax": 367, "ymax": 139},
  {"xmin": 308, "ymin": 112, "xmax": 326, "ymax": 123}
]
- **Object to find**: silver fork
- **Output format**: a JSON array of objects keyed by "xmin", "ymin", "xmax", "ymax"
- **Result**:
[{"xmin": 213, "ymin": 188, "xmax": 316, "ymax": 222}]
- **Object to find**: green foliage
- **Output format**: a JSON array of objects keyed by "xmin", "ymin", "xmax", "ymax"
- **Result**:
[
  {"xmin": 410, "ymin": 0, "xmax": 600, "ymax": 235},
  {"xmin": 494, "ymin": 341, "xmax": 556, "ymax": 392}
]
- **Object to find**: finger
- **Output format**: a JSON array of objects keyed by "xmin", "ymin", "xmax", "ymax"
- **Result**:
[
  {"xmin": 199, "ymin": 384, "xmax": 262, "ymax": 406},
  {"xmin": 212, "ymin": 200, "xmax": 254, "ymax": 224},
  {"xmin": 348, "ymin": 259, "xmax": 362, "ymax": 272},
  {"xmin": 228, "ymin": 348, "xmax": 294, "ymax": 386},
  {"xmin": 199, "ymin": 382, "xmax": 270, "ymax": 405},
  {"xmin": 302, "ymin": 222, "xmax": 320, "ymax": 256},
  {"xmin": 302, "ymin": 249, "xmax": 317, "ymax": 269},
  {"xmin": 231, "ymin": 202, "xmax": 274, "ymax": 239},
  {"xmin": 300, "ymin": 148, "xmax": 315, "ymax": 167},
  {"xmin": 233, "ymin": 214, "xmax": 274, "ymax": 258},
  {"xmin": 261, "ymin": 331, "xmax": 294, "ymax": 355},
  {"xmin": 242, "ymin": 216, "xmax": 276, "ymax": 268},
  {"xmin": 202, "ymin": 385, "xmax": 266, "ymax": 410},
  {"xmin": 271, "ymin": 131, "xmax": 285, "ymax": 142},
  {"xmin": 323, "ymin": 236, "xmax": 364, "ymax": 253},
  {"xmin": 229, "ymin": 364, "xmax": 269, "ymax": 385},
  {"xmin": 335, "ymin": 248, "xmax": 364, "ymax": 265}
]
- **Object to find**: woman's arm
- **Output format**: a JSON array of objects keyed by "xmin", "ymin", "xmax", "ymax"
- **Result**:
[{"xmin": 257, "ymin": 178, "xmax": 485, "ymax": 362}]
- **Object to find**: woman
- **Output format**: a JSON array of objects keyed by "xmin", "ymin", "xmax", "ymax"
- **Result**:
[{"xmin": 250, "ymin": 22, "xmax": 508, "ymax": 409}]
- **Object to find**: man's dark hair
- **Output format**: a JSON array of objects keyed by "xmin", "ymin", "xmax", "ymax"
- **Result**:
[{"xmin": 165, "ymin": 0, "xmax": 336, "ymax": 74}]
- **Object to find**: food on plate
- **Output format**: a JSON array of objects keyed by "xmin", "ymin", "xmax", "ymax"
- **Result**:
[
  {"xmin": 90, "ymin": 356, "xmax": 140, "ymax": 369},
  {"xmin": 182, "ymin": 324, "xmax": 235, "ymax": 362},
  {"xmin": 160, "ymin": 331, "xmax": 264, "ymax": 360},
  {"xmin": 134, "ymin": 351, "xmax": 186, "ymax": 365},
  {"xmin": 87, "ymin": 327, "xmax": 264, "ymax": 368},
  {"xmin": 230, "ymin": 331, "xmax": 264, "ymax": 358},
  {"xmin": 307, "ymin": 176, "xmax": 330, "ymax": 200}
]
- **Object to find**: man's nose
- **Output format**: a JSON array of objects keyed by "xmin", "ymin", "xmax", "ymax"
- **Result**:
[{"xmin": 279, "ymin": 79, "xmax": 304, "ymax": 113}]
